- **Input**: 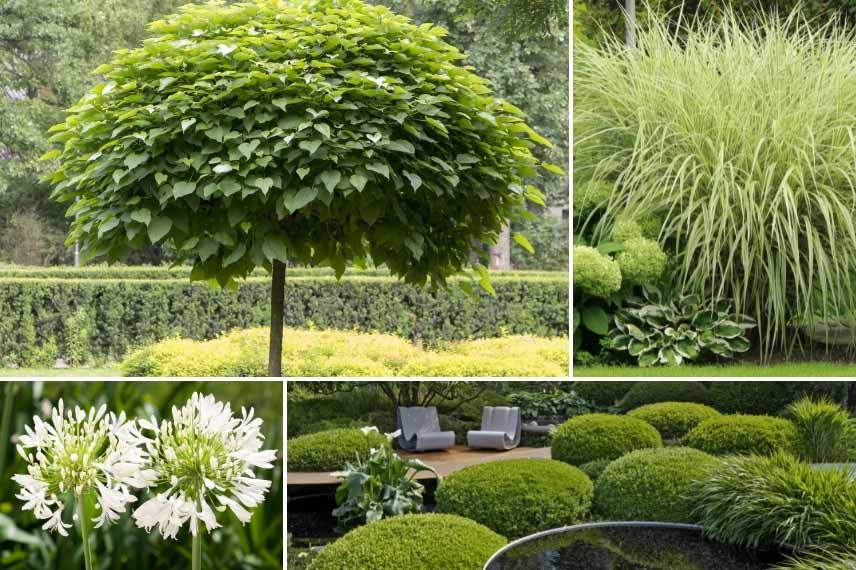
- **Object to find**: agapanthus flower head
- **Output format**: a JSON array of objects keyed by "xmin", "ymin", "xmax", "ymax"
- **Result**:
[
  {"xmin": 13, "ymin": 399, "xmax": 155, "ymax": 535},
  {"xmin": 132, "ymin": 393, "xmax": 277, "ymax": 539}
]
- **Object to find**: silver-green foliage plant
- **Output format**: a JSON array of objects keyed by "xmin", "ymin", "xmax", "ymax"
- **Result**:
[
  {"xmin": 610, "ymin": 287, "xmax": 755, "ymax": 366},
  {"xmin": 787, "ymin": 396, "xmax": 856, "ymax": 463},
  {"xmin": 332, "ymin": 439, "xmax": 436, "ymax": 529},
  {"xmin": 575, "ymin": 10, "xmax": 856, "ymax": 356}
]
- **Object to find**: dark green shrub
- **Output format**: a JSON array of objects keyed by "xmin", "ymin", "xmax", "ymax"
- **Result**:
[
  {"xmin": 708, "ymin": 381, "xmax": 806, "ymax": 415},
  {"xmin": 551, "ymin": 413, "xmax": 662, "ymax": 465},
  {"xmin": 306, "ymin": 514, "xmax": 506, "ymax": 570},
  {"xmin": 579, "ymin": 458, "xmax": 611, "ymax": 481},
  {"xmin": 593, "ymin": 447, "xmax": 720, "ymax": 523},
  {"xmin": 286, "ymin": 428, "xmax": 390, "ymax": 472},
  {"xmin": 619, "ymin": 381, "xmax": 709, "ymax": 411},
  {"xmin": 691, "ymin": 452, "xmax": 856, "ymax": 552},
  {"xmin": 572, "ymin": 381, "xmax": 636, "ymax": 407},
  {"xmin": 683, "ymin": 415, "xmax": 798, "ymax": 456},
  {"xmin": 0, "ymin": 272, "xmax": 567, "ymax": 364},
  {"xmin": 627, "ymin": 402, "xmax": 722, "ymax": 440},
  {"xmin": 435, "ymin": 459, "xmax": 593, "ymax": 539}
]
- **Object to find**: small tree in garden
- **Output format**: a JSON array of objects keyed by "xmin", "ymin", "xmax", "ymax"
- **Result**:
[{"xmin": 44, "ymin": 0, "xmax": 557, "ymax": 375}]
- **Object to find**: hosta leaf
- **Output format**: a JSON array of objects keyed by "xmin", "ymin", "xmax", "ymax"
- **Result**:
[
  {"xmin": 714, "ymin": 322, "xmax": 742, "ymax": 338},
  {"xmin": 610, "ymin": 334, "xmax": 632, "ymax": 350},
  {"xmin": 582, "ymin": 305, "xmax": 609, "ymax": 335},
  {"xmin": 638, "ymin": 352, "xmax": 658, "ymax": 367}
]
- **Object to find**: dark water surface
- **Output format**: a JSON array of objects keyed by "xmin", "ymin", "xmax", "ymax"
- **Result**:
[{"xmin": 485, "ymin": 524, "xmax": 786, "ymax": 570}]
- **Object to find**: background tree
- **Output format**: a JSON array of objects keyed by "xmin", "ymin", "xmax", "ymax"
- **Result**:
[{"xmin": 46, "ymin": 0, "xmax": 558, "ymax": 375}]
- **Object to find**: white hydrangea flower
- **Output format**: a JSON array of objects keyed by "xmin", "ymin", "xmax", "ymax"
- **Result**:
[
  {"xmin": 132, "ymin": 393, "xmax": 277, "ymax": 539},
  {"xmin": 12, "ymin": 400, "xmax": 155, "ymax": 534}
]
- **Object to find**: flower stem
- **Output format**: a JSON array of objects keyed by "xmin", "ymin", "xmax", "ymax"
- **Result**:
[
  {"xmin": 76, "ymin": 491, "xmax": 96, "ymax": 570},
  {"xmin": 192, "ymin": 526, "xmax": 202, "ymax": 570}
]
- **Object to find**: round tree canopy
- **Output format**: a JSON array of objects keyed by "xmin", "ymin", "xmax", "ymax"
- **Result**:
[{"xmin": 45, "ymin": 0, "xmax": 558, "ymax": 287}]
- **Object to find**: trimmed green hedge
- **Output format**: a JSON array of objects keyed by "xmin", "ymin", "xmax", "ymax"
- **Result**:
[
  {"xmin": 593, "ymin": 447, "xmax": 720, "ymax": 523},
  {"xmin": 572, "ymin": 381, "xmax": 636, "ymax": 407},
  {"xmin": 121, "ymin": 327, "xmax": 569, "ymax": 377},
  {"xmin": 286, "ymin": 428, "xmax": 391, "ymax": 472},
  {"xmin": 627, "ymin": 402, "xmax": 722, "ymax": 440},
  {"xmin": 0, "ymin": 271, "xmax": 567, "ymax": 364},
  {"xmin": 435, "ymin": 459, "xmax": 593, "ymax": 539},
  {"xmin": 684, "ymin": 415, "xmax": 798, "ymax": 456},
  {"xmin": 306, "ymin": 514, "xmax": 506, "ymax": 570},
  {"xmin": 579, "ymin": 458, "xmax": 612, "ymax": 481},
  {"xmin": 708, "ymin": 381, "xmax": 808, "ymax": 415},
  {"xmin": 618, "ymin": 381, "xmax": 709, "ymax": 411},
  {"xmin": 551, "ymin": 413, "xmax": 662, "ymax": 465}
]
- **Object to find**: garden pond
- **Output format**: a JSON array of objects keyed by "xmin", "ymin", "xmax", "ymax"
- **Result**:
[{"xmin": 485, "ymin": 523, "xmax": 787, "ymax": 570}]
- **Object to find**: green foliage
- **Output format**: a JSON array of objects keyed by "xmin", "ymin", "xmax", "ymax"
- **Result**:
[
  {"xmin": 594, "ymin": 447, "xmax": 720, "ymax": 523},
  {"xmin": 47, "ymin": 0, "xmax": 552, "ymax": 292},
  {"xmin": 306, "ymin": 513, "xmax": 506, "ymax": 570},
  {"xmin": 571, "ymin": 381, "xmax": 636, "ymax": 407},
  {"xmin": 510, "ymin": 215, "xmax": 568, "ymax": 270},
  {"xmin": 610, "ymin": 217, "xmax": 643, "ymax": 243},
  {"xmin": 551, "ymin": 413, "xmax": 663, "ymax": 466},
  {"xmin": 683, "ymin": 415, "xmax": 798, "ymax": 456},
  {"xmin": 773, "ymin": 550, "xmax": 856, "ymax": 570},
  {"xmin": 507, "ymin": 390, "xmax": 592, "ymax": 420},
  {"xmin": 578, "ymin": 458, "xmax": 611, "ymax": 481},
  {"xmin": 573, "ymin": 246, "xmax": 621, "ymax": 299},
  {"xmin": 573, "ymin": 179, "xmax": 611, "ymax": 216},
  {"xmin": 332, "ymin": 446, "xmax": 436, "ymax": 529},
  {"xmin": 286, "ymin": 427, "xmax": 391, "ymax": 472},
  {"xmin": 435, "ymin": 459, "xmax": 593, "ymax": 539},
  {"xmin": 62, "ymin": 307, "xmax": 91, "ymax": 366},
  {"xmin": 627, "ymin": 402, "xmax": 721, "ymax": 440},
  {"xmin": 610, "ymin": 288, "xmax": 755, "ymax": 367},
  {"xmin": 618, "ymin": 381, "xmax": 710, "ymax": 411},
  {"xmin": 576, "ymin": 13, "xmax": 856, "ymax": 356},
  {"xmin": 0, "ymin": 272, "xmax": 567, "ymax": 365},
  {"xmin": 787, "ymin": 396, "xmax": 856, "ymax": 463},
  {"xmin": 691, "ymin": 452, "xmax": 856, "ymax": 552},
  {"xmin": 615, "ymin": 238, "xmax": 667, "ymax": 287},
  {"xmin": 121, "ymin": 327, "xmax": 569, "ymax": 377},
  {"xmin": 708, "ymin": 381, "xmax": 811, "ymax": 415}
]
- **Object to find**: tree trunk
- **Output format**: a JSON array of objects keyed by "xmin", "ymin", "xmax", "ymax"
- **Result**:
[
  {"xmin": 268, "ymin": 260, "xmax": 286, "ymax": 376},
  {"xmin": 489, "ymin": 224, "xmax": 512, "ymax": 270}
]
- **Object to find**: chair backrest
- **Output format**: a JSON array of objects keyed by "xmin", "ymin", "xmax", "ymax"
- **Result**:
[
  {"xmin": 481, "ymin": 406, "xmax": 521, "ymax": 439},
  {"xmin": 398, "ymin": 406, "xmax": 442, "ymax": 440}
]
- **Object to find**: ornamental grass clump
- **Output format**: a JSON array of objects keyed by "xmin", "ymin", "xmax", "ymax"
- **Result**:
[{"xmin": 575, "ymin": 10, "xmax": 856, "ymax": 356}]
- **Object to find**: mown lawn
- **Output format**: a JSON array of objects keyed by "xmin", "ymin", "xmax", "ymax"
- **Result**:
[
  {"xmin": 0, "ymin": 367, "xmax": 120, "ymax": 377},
  {"xmin": 575, "ymin": 362, "xmax": 856, "ymax": 377}
]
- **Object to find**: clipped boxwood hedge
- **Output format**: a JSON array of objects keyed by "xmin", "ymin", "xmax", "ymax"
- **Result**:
[
  {"xmin": 121, "ymin": 327, "xmax": 569, "ymax": 377},
  {"xmin": 683, "ymin": 415, "xmax": 798, "ymax": 456},
  {"xmin": 551, "ymin": 413, "xmax": 663, "ymax": 466},
  {"xmin": 0, "ymin": 271, "xmax": 567, "ymax": 364},
  {"xmin": 307, "ymin": 514, "xmax": 506, "ymax": 570},
  {"xmin": 708, "ymin": 381, "xmax": 805, "ymax": 415},
  {"xmin": 618, "ymin": 381, "xmax": 709, "ymax": 411},
  {"xmin": 435, "ymin": 458, "xmax": 593, "ymax": 539},
  {"xmin": 627, "ymin": 402, "xmax": 722, "ymax": 440},
  {"xmin": 286, "ymin": 428, "xmax": 390, "ymax": 472},
  {"xmin": 572, "ymin": 381, "xmax": 636, "ymax": 407},
  {"xmin": 593, "ymin": 447, "xmax": 720, "ymax": 523}
]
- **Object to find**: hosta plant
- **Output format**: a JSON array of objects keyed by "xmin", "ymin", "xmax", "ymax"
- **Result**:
[
  {"xmin": 332, "ymin": 439, "xmax": 436, "ymax": 529},
  {"xmin": 610, "ymin": 287, "xmax": 755, "ymax": 366}
]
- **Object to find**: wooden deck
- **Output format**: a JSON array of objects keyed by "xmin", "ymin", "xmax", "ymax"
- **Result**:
[{"xmin": 287, "ymin": 445, "xmax": 552, "ymax": 485}]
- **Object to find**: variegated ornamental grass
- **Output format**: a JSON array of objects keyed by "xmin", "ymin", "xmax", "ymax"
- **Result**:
[
  {"xmin": 45, "ymin": 0, "xmax": 555, "ymax": 289},
  {"xmin": 575, "ymin": 11, "xmax": 856, "ymax": 357}
]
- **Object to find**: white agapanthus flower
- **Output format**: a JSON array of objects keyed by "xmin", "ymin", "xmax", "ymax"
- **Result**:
[
  {"xmin": 132, "ymin": 393, "xmax": 277, "ymax": 539},
  {"xmin": 13, "ymin": 400, "xmax": 155, "ymax": 535}
]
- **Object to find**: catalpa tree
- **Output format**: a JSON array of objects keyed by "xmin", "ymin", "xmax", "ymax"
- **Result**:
[{"xmin": 45, "ymin": 0, "xmax": 561, "ymax": 375}]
